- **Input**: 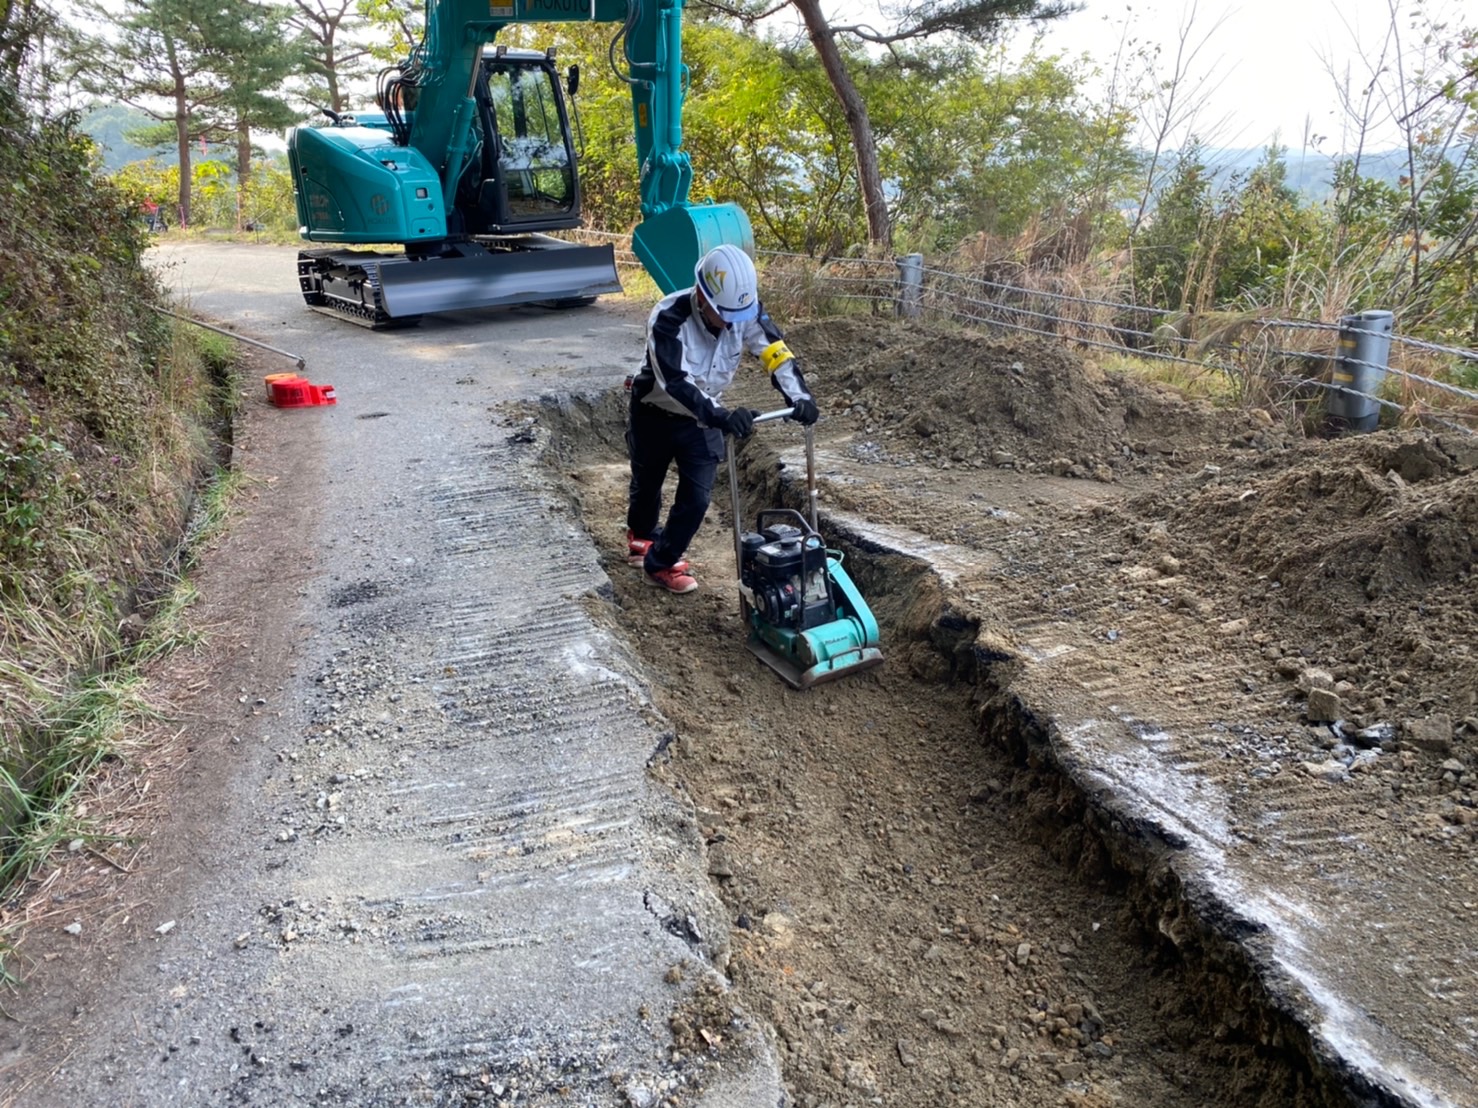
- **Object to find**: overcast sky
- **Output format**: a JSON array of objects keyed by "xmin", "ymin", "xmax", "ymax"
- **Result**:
[
  {"xmin": 781, "ymin": 0, "xmax": 1471, "ymax": 154},
  {"xmin": 1020, "ymin": 0, "xmax": 1457, "ymax": 152}
]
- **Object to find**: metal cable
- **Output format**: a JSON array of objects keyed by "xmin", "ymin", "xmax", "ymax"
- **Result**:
[{"xmin": 596, "ymin": 231, "xmax": 1478, "ymax": 417}]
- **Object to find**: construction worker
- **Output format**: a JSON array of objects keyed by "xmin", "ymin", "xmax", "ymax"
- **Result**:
[{"xmin": 626, "ymin": 243, "xmax": 819, "ymax": 594}]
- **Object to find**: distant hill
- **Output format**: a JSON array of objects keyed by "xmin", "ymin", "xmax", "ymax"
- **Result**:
[
  {"xmin": 1199, "ymin": 146, "xmax": 1410, "ymax": 200},
  {"xmin": 79, "ymin": 104, "xmax": 174, "ymax": 172},
  {"xmin": 78, "ymin": 104, "xmax": 276, "ymax": 173}
]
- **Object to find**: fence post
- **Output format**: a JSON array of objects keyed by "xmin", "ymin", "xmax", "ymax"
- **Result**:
[
  {"xmin": 1329, "ymin": 309, "xmax": 1394, "ymax": 433},
  {"xmin": 896, "ymin": 254, "xmax": 924, "ymax": 319}
]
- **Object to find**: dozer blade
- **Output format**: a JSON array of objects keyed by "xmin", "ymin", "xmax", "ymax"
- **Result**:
[
  {"xmin": 299, "ymin": 239, "xmax": 621, "ymax": 327},
  {"xmin": 746, "ymin": 638, "xmax": 885, "ymax": 691},
  {"xmin": 378, "ymin": 240, "xmax": 621, "ymax": 319}
]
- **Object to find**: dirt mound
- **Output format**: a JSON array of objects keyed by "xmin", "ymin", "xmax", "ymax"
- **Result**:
[
  {"xmin": 773, "ymin": 316, "xmax": 1477, "ymax": 732},
  {"xmin": 789, "ymin": 318, "xmax": 1283, "ymax": 477},
  {"xmin": 1145, "ymin": 434, "xmax": 1478, "ymax": 611}
]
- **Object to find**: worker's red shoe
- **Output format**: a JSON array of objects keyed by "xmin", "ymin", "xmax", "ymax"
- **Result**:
[
  {"xmin": 626, "ymin": 530, "xmax": 655, "ymax": 566},
  {"xmin": 645, "ymin": 561, "xmax": 698, "ymax": 594}
]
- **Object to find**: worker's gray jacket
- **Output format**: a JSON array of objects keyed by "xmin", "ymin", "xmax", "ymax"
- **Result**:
[{"xmin": 632, "ymin": 287, "xmax": 812, "ymax": 424}]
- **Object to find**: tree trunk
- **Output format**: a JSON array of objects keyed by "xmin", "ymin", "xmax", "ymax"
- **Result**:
[
  {"xmin": 167, "ymin": 38, "xmax": 191, "ymax": 229},
  {"xmin": 790, "ymin": 0, "xmax": 891, "ymax": 250},
  {"xmin": 323, "ymin": 27, "xmax": 344, "ymax": 112},
  {"xmin": 236, "ymin": 119, "xmax": 251, "ymax": 230},
  {"xmin": 175, "ymin": 96, "xmax": 192, "ymax": 228}
]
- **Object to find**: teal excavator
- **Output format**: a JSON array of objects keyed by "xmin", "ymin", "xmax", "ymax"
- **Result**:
[{"xmin": 288, "ymin": 0, "xmax": 751, "ymax": 327}]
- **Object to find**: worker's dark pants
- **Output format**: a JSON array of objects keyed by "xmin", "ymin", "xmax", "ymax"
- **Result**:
[{"xmin": 626, "ymin": 399, "xmax": 725, "ymax": 572}]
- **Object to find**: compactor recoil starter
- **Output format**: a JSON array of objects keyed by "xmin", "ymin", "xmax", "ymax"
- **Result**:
[{"xmin": 726, "ymin": 408, "xmax": 884, "ymax": 690}]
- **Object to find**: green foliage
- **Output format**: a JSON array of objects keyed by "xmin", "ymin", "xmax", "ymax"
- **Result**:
[
  {"xmin": 0, "ymin": 90, "xmax": 172, "ymax": 582},
  {"xmin": 1130, "ymin": 144, "xmax": 1211, "ymax": 309},
  {"xmin": 0, "ymin": 428, "xmax": 67, "ymax": 557},
  {"xmin": 358, "ymin": 0, "xmax": 422, "ymax": 65},
  {"xmin": 190, "ymin": 158, "xmax": 238, "ymax": 224},
  {"xmin": 111, "ymin": 156, "xmax": 179, "ymax": 210},
  {"xmin": 498, "ymin": 19, "xmax": 1140, "ymax": 259},
  {"xmin": 70, "ymin": 0, "xmax": 304, "ymax": 226},
  {"xmin": 0, "ymin": 83, "xmax": 236, "ymax": 943},
  {"xmin": 875, "ymin": 46, "xmax": 1141, "ymax": 252}
]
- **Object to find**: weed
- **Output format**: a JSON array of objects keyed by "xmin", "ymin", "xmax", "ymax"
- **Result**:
[
  {"xmin": 0, "ymin": 671, "xmax": 155, "ymax": 893},
  {"xmin": 0, "ymin": 90, "xmax": 245, "ymax": 975},
  {"xmin": 184, "ymin": 466, "xmax": 244, "ymax": 566},
  {"xmin": 1093, "ymin": 352, "xmax": 1237, "ymax": 403}
]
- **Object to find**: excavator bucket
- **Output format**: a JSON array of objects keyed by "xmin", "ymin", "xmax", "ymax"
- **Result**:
[{"xmin": 632, "ymin": 202, "xmax": 755, "ymax": 294}]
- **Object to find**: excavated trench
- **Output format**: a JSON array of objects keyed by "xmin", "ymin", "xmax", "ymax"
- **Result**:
[{"xmin": 535, "ymin": 388, "xmax": 1362, "ymax": 1108}]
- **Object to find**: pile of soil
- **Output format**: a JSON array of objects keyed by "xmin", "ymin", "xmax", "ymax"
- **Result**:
[
  {"xmin": 1147, "ymin": 434, "xmax": 1478, "ymax": 607},
  {"xmin": 789, "ymin": 319, "xmax": 1290, "ymax": 478},
  {"xmin": 1118, "ymin": 431, "xmax": 1478, "ymax": 732},
  {"xmin": 765, "ymin": 318, "xmax": 1477, "ymax": 742}
]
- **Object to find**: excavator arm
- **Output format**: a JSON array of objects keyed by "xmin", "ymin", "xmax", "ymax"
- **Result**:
[{"xmin": 289, "ymin": 0, "xmax": 752, "ymax": 325}]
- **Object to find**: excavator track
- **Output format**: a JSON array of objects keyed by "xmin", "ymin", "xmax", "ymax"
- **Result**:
[{"xmin": 298, "ymin": 250, "xmax": 420, "ymax": 330}]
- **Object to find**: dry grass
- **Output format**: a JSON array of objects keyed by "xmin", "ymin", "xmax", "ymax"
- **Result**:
[
  {"xmin": 0, "ymin": 314, "xmax": 237, "ymax": 977},
  {"xmin": 756, "ymin": 237, "xmax": 1478, "ymax": 434}
]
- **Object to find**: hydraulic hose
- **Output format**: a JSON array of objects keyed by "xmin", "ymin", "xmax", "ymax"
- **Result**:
[{"xmin": 608, "ymin": 0, "xmax": 641, "ymax": 85}]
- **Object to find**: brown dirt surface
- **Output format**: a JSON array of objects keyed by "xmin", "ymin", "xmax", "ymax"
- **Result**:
[
  {"xmin": 801, "ymin": 317, "xmax": 1291, "ymax": 479},
  {"xmin": 539, "ymin": 315, "xmax": 1478, "ymax": 1108}
]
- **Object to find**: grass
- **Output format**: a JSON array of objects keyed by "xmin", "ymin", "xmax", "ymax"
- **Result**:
[
  {"xmin": 0, "ymin": 314, "xmax": 240, "ymax": 978},
  {"xmin": 0, "ymin": 98, "xmax": 251, "ymax": 978},
  {"xmin": 0, "ymin": 671, "xmax": 155, "ymax": 896},
  {"xmin": 1093, "ymin": 351, "xmax": 1239, "ymax": 404}
]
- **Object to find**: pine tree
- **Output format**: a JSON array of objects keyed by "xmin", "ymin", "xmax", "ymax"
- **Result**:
[{"xmin": 74, "ymin": 0, "xmax": 302, "ymax": 227}]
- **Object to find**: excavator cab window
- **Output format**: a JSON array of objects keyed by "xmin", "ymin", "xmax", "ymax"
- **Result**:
[{"xmin": 485, "ymin": 62, "xmax": 575, "ymax": 220}]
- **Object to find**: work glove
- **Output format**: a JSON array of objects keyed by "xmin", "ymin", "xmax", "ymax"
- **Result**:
[
  {"xmin": 790, "ymin": 397, "xmax": 820, "ymax": 426},
  {"xmin": 719, "ymin": 407, "xmax": 758, "ymax": 438}
]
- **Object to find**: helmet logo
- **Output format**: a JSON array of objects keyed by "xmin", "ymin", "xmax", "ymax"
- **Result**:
[{"xmin": 706, "ymin": 267, "xmax": 726, "ymax": 292}]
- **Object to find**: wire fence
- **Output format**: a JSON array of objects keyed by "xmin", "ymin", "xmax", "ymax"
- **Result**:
[{"xmin": 568, "ymin": 230, "xmax": 1478, "ymax": 435}]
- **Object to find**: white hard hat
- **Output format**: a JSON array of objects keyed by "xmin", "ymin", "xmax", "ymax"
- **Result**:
[{"xmin": 694, "ymin": 243, "xmax": 760, "ymax": 323}]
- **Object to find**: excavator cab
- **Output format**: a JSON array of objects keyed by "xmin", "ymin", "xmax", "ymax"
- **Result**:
[
  {"xmin": 466, "ymin": 51, "xmax": 580, "ymax": 235},
  {"xmin": 291, "ymin": 47, "xmax": 620, "ymax": 327}
]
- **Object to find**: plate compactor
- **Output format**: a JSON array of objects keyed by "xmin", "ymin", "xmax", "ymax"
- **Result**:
[{"xmin": 725, "ymin": 407, "xmax": 884, "ymax": 690}]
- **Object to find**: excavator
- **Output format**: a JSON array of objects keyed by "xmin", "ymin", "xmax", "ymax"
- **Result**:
[{"xmin": 288, "ymin": 0, "xmax": 752, "ymax": 327}]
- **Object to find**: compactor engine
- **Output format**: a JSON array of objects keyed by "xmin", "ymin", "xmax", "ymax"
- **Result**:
[
  {"xmin": 727, "ymin": 412, "xmax": 884, "ymax": 690},
  {"xmin": 741, "ymin": 523, "xmax": 833, "ymax": 634}
]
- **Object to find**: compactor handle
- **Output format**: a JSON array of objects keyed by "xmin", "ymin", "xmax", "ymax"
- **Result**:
[
  {"xmin": 753, "ymin": 406, "xmax": 798, "ymax": 425},
  {"xmin": 737, "ymin": 405, "xmax": 818, "ymax": 532}
]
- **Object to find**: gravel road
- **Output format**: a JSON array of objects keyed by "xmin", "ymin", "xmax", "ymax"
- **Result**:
[{"xmin": 0, "ymin": 244, "xmax": 781, "ymax": 1106}]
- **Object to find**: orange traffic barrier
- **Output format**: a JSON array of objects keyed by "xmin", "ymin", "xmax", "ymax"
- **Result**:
[{"xmin": 265, "ymin": 374, "xmax": 336, "ymax": 408}]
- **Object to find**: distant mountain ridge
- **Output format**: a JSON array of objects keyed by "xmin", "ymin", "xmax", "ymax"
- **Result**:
[
  {"xmin": 1197, "ymin": 146, "xmax": 1410, "ymax": 200},
  {"xmin": 80, "ymin": 104, "xmax": 173, "ymax": 172}
]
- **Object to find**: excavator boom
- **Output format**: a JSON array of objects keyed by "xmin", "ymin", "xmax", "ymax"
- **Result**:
[{"xmin": 288, "ymin": 0, "xmax": 752, "ymax": 326}]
